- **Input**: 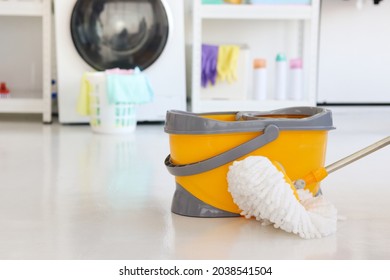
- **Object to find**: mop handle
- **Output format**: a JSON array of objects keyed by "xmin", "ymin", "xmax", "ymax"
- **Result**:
[{"xmin": 326, "ymin": 136, "xmax": 390, "ymax": 174}]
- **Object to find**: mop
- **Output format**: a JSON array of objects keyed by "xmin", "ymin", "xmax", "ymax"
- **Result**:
[{"xmin": 227, "ymin": 137, "xmax": 390, "ymax": 239}]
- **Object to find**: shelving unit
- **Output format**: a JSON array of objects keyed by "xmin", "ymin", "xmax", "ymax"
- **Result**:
[
  {"xmin": 191, "ymin": 0, "xmax": 320, "ymax": 113},
  {"xmin": 0, "ymin": 0, "xmax": 51, "ymax": 123},
  {"xmin": 200, "ymin": 3, "xmax": 313, "ymax": 19}
]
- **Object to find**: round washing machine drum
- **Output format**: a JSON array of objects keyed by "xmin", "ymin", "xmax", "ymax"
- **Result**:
[{"xmin": 71, "ymin": 0, "xmax": 169, "ymax": 71}]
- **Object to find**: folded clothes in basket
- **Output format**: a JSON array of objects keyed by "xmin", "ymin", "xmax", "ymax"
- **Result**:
[
  {"xmin": 77, "ymin": 67, "xmax": 154, "ymax": 116},
  {"xmin": 77, "ymin": 73, "xmax": 93, "ymax": 116},
  {"xmin": 106, "ymin": 67, "xmax": 154, "ymax": 105},
  {"xmin": 105, "ymin": 68, "xmax": 134, "ymax": 75}
]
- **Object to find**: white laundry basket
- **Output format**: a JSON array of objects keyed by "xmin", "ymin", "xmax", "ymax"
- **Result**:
[{"xmin": 85, "ymin": 72, "xmax": 136, "ymax": 134}]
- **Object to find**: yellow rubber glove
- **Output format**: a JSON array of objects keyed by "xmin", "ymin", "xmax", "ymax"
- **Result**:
[{"xmin": 217, "ymin": 45, "xmax": 239, "ymax": 83}]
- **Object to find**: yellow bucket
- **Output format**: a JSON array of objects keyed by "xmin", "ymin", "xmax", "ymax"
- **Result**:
[{"xmin": 165, "ymin": 107, "xmax": 334, "ymax": 217}]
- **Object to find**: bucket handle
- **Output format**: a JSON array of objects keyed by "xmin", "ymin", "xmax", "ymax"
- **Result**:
[{"xmin": 165, "ymin": 124, "xmax": 279, "ymax": 176}]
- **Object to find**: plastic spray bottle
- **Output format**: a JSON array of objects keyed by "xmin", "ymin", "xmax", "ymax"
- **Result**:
[
  {"xmin": 289, "ymin": 58, "xmax": 303, "ymax": 100},
  {"xmin": 253, "ymin": 58, "xmax": 267, "ymax": 100},
  {"xmin": 274, "ymin": 53, "xmax": 287, "ymax": 100}
]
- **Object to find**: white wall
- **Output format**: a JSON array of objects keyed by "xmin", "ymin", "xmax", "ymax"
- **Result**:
[{"xmin": 318, "ymin": 0, "xmax": 390, "ymax": 103}]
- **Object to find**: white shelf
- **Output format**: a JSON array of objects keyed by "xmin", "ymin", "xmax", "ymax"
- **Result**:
[
  {"xmin": 0, "ymin": 1, "xmax": 44, "ymax": 16},
  {"xmin": 0, "ymin": 98, "xmax": 46, "ymax": 113},
  {"xmin": 201, "ymin": 4, "xmax": 312, "ymax": 20},
  {"xmin": 0, "ymin": 0, "xmax": 51, "ymax": 122},
  {"xmin": 191, "ymin": 0, "xmax": 320, "ymax": 113}
]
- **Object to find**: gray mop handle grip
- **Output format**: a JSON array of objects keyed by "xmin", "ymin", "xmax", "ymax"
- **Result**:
[{"xmin": 165, "ymin": 124, "xmax": 279, "ymax": 177}]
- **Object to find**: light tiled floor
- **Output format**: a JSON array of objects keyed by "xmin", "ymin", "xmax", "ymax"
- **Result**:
[{"xmin": 0, "ymin": 106, "xmax": 390, "ymax": 259}]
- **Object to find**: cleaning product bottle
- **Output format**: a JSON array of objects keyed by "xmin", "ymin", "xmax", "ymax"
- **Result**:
[
  {"xmin": 253, "ymin": 58, "xmax": 267, "ymax": 100},
  {"xmin": 0, "ymin": 82, "xmax": 10, "ymax": 99},
  {"xmin": 289, "ymin": 58, "xmax": 303, "ymax": 100},
  {"xmin": 274, "ymin": 53, "xmax": 287, "ymax": 100}
]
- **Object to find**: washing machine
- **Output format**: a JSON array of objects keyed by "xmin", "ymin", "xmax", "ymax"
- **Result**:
[{"xmin": 54, "ymin": 0, "xmax": 186, "ymax": 123}]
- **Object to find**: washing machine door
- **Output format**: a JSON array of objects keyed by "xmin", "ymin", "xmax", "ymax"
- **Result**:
[{"xmin": 71, "ymin": 0, "xmax": 169, "ymax": 71}]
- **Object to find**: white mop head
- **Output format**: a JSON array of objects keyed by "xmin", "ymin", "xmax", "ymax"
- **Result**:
[{"xmin": 227, "ymin": 156, "xmax": 337, "ymax": 239}]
